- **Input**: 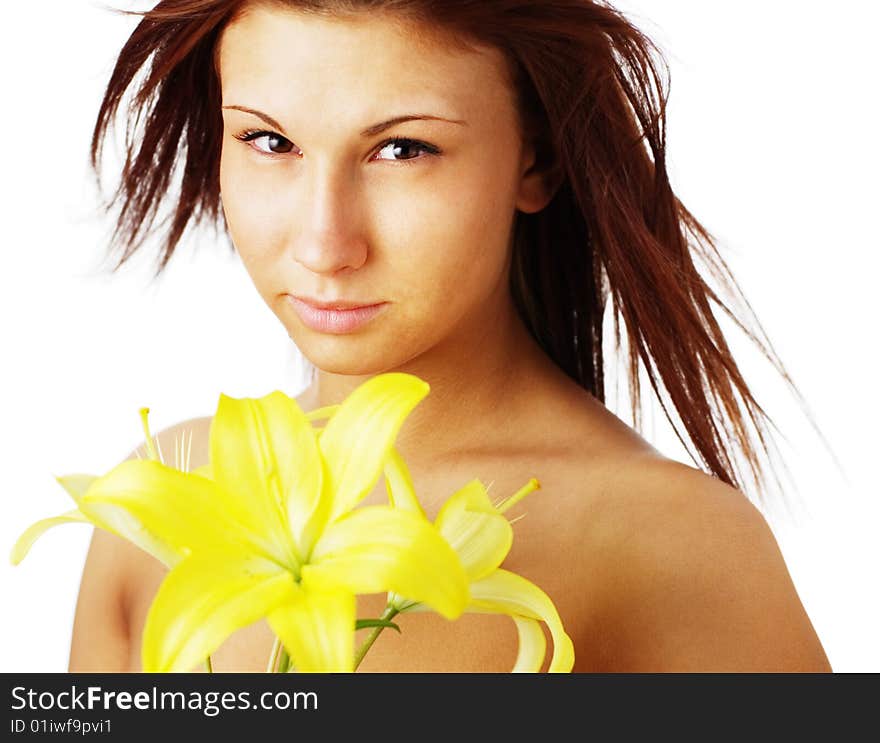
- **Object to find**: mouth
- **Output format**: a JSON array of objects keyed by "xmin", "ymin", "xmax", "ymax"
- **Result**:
[
  {"xmin": 287, "ymin": 295, "xmax": 388, "ymax": 335},
  {"xmin": 291, "ymin": 294, "xmax": 383, "ymax": 311}
]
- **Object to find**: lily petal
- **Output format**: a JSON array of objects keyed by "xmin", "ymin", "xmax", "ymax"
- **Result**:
[
  {"xmin": 305, "ymin": 404, "xmax": 340, "ymax": 422},
  {"xmin": 79, "ymin": 459, "xmax": 262, "ymax": 562},
  {"xmin": 382, "ymin": 449, "xmax": 426, "ymax": 613},
  {"xmin": 210, "ymin": 392, "xmax": 322, "ymax": 559},
  {"xmin": 318, "ymin": 373, "xmax": 429, "ymax": 524},
  {"xmin": 469, "ymin": 568, "xmax": 575, "ymax": 672},
  {"xmin": 309, "ymin": 505, "xmax": 468, "ymax": 620},
  {"xmin": 267, "ymin": 578, "xmax": 355, "ymax": 673},
  {"xmin": 142, "ymin": 550, "xmax": 296, "ymax": 672},
  {"xmin": 511, "ymin": 617, "xmax": 547, "ymax": 672},
  {"xmin": 77, "ymin": 501, "xmax": 181, "ymax": 568},
  {"xmin": 191, "ymin": 463, "xmax": 212, "ymax": 479},
  {"xmin": 55, "ymin": 474, "xmax": 97, "ymax": 505},
  {"xmin": 9, "ymin": 510, "xmax": 90, "ymax": 565},
  {"xmin": 383, "ymin": 447, "xmax": 425, "ymax": 516},
  {"xmin": 434, "ymin": 480, "xmax": 513, "ymax": 581}
]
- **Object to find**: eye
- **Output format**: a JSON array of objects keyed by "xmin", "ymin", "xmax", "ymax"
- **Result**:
[
  {"xmin": 233, "ymin": 129, "xmax": 298, "ymax": 155},
  {"xmin": 373, "ymin": 138, "xmax": 440, "ymax": 163},
  {"xmin": 231, "ymin": 129, "xmax": 440, "ymax": 162}
]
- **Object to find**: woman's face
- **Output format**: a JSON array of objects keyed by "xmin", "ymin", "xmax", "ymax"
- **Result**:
[{"xmin": 217, "ymin": 4, "xmax": 549, "ymax": 375}]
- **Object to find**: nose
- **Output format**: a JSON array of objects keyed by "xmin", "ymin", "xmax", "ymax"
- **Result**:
[{"xmin": 289, "ymin": 161, "xmax": 369, "ymax": 276}]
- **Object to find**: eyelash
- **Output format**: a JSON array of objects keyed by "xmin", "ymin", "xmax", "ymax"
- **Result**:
[{"xmin": 231, "ymin": 129, "xmax": 441, "ymax": 163}]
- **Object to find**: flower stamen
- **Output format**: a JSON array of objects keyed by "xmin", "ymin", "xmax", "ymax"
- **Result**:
[
  {"xmin": 496, "ymin": 478, "xmax": 541, "ymax": 515},
  {"xmin": 139, "ymin": 407, "xmax": 162, "ymax": 462}
]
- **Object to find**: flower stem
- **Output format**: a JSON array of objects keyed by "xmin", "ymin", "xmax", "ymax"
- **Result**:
[
  {"xmin": 277, "ymin": 647, "xmax": 291, "ymax": 673},
  {"xmin": 266, "ymin": 636, "xmax": 282, "ymax": 673},
  {"xmin": 354, "ymin": 606, "xmax": 399, "ymax": 671},
  {"xmin": 204, "ymin": 655, "xmax": 213, "ymax": 673}
]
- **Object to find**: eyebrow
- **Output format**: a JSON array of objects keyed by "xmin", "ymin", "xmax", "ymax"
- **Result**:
[{"xmin": 221, "ymin": 105, "xmax": 467, "ymax": 136}]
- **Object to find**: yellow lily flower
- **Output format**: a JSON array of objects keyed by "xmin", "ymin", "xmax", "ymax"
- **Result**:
[
  {"xmin": 12, "ymin": 373, "xmax": 469, "ymax": 673},
  {"xmin": 381, "ymin": 448, "xmax": 575, "ymax": 672},
  {"xmin": 10, "ymin": 471, "xmax": 189, "ymax": 569},
  {"xmin": 9, "ymin": 424, "xmax": 195, "ymax": 570},
  {"xmin": 9, "ymin": 473, "xmax": 96, "ymax": 566}
]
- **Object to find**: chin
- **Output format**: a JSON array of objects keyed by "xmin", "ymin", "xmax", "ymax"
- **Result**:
[{"xmin": 294, "ymin": 335, "xmax": 406, "ymax": 377}]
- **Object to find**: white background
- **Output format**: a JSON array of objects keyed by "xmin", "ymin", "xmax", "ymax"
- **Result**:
[{"xmin": 1, "ymin": 1, "xmax": 877, "ymax": 671}]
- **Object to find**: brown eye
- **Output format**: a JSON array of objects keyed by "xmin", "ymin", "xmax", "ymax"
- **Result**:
[
  {"xmin": 236, "ymin": 130, "xmax": 296, "ymax": 155},
  {"xmin": 374, "ymin": 138, "xmax": 439, "ymax": 162}
]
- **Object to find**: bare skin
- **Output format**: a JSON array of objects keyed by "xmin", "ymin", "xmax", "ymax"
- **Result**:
[
  {"xmin": 69, "ymin": 385, "xmax": 831, "ymax": 673},
  {"xmin": 68, "ymin": 4, "xmax": 832, "ymax": 672}
]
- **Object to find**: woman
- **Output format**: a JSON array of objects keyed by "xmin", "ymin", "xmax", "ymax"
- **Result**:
[{"xmin": 69, "ymin": 0, "xmax": 831, "ymax": 671}]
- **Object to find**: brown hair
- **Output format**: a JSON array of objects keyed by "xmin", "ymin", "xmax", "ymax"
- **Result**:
[{"xmin": 91, "ymin": 0, "xmax": 821, "ymax": 507}]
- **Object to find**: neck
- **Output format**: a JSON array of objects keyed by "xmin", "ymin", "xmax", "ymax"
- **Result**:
[{"xmin": 304, "ymin": 288, "xmax": 558, "ymax": 469}]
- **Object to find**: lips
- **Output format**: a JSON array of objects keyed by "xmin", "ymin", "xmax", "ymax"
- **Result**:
[
  {"xmin": 292, "ymin": 295, "xmax": 382, "ymax": 311},
  {"xmin": 287, "ymin": 295, "xmax": 388, "ymax": 334}
]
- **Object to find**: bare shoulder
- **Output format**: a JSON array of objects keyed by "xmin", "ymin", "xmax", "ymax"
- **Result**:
[
  {"xmin": 570, "ymin": 451, "xmax": 832, "ymax": 672},
  {"xmin": 69, "ymin": 416, "xmax": 213, "ymax": 671},
  {"xmin": 131, "ymin": 415, "xmax": 214, "ymax": 471},
  {"xmin": 118, "ymin": 414, "xmax": 214, "ymax": 571}
]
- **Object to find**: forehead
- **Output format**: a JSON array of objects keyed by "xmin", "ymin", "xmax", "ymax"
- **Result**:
[{"xmin": 216, "ymin": 4, "xmax": 517, "ymax": 127}]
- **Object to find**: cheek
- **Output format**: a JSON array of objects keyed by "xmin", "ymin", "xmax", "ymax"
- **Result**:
[
  {"xmin": 386, "ymin": 155, "xmax": 518, "ymax": 302},
  {"xmin": 219, "ymin": 146, "xmax": 291, "ymax": 270}
]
